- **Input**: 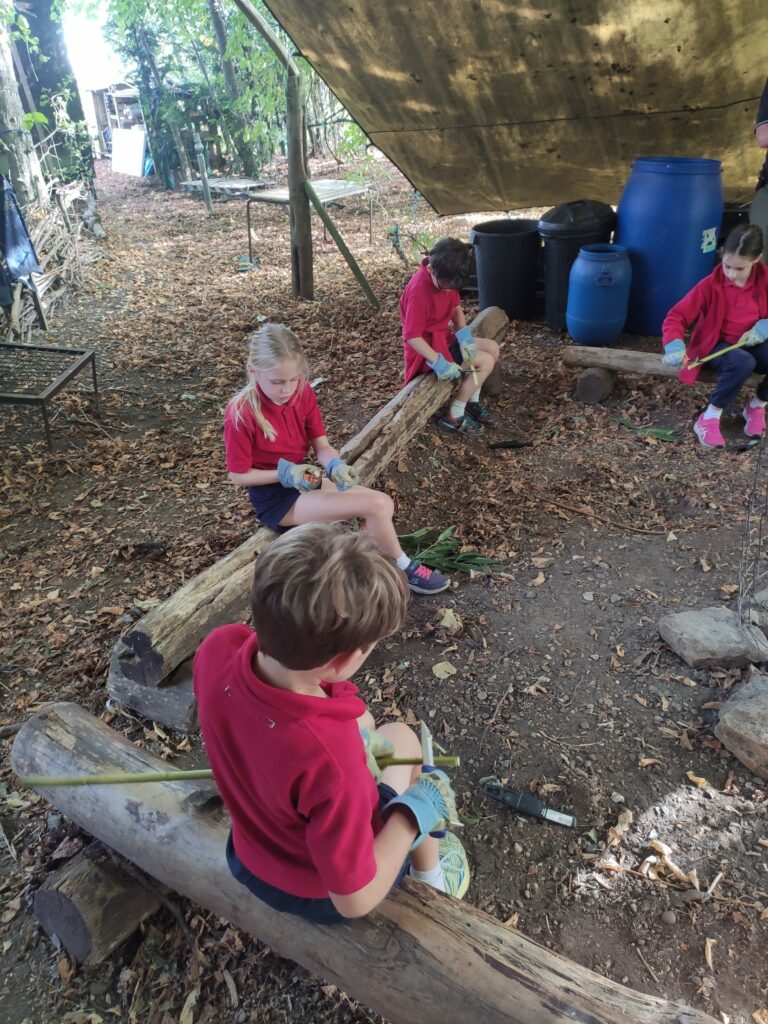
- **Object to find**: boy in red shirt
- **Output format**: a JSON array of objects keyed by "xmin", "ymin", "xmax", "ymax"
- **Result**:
[
  {"xmin": 400, "ymin": 237, "xmax": 501, "ymax": 435},
  {"xmin": 194, "ymin": 523, "xmax": 470, "ymax": 923}
]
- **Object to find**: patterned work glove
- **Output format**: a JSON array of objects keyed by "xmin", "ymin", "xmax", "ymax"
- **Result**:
[
  {"xmin": 454, "ymin": 325, "xmax": 477, "ymax": 362},
  {"xmin": 384, "ymin": 769, "xmax": 459, "ymax": 841},
  {"xmin": 427, "ymin": 353, "xmax": 462, "ymax": 381},
  {"xmin": 739, "ymin": 318, "xmax": 768, "ymax": 348},
  {"xmin": 326, "ymin": 457, "xmax": 360, "ymax": 492},
  {"xmin": 359, "ymin": 727, "xmax": 395, "ymax": 782},
  {"xmin": 277, "ymin": 459, "xmax": 321, "ymax": 492},
  {"xmin": 662, "ymin": 339, "xmax": 686, "ymax": 366}
]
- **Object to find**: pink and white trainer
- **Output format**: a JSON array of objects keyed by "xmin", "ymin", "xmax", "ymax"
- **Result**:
[
  {"xmin": 743, "ymin": 402, "xmax": 767, "ymax": 438},
  {"xmin": 693, "ymin": 413, "xmax": 725, "ymax": 449}
]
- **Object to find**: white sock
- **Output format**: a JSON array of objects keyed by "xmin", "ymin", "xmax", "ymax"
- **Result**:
[
  {"xmin": 469, "ymin": 388, "xmax": 482, "ymax": 404},
  {"xmin": 749, "ymin": 397, "xmax": 767, "ymax": 408},
  {"xmin": 449, "ymin": 399, "xmax": 466, "ymax": 420},
  {"xmin": 703, "ymin": 404, "xmax": 722, "ymax": 420},
  {"xmin": 410, "ymin": 863, "xmax": 446, "ymax": 892},
  {"xmin": 395, "ymin": 552, "xmax": 411, "ymax": 570}
]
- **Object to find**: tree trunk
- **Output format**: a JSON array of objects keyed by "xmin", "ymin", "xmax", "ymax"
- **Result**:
[
  {"xmin": 14, "ymin": 0, "xmax": 94, "ymax": 183},
  {"xmin": 560, "ymin": 344, "xmax": 755, "ymax": 385},
  {"xmin": 11, "ymin": 703, "xmax": 719, "ymax": 1024},
  {"xmin": 33, "ymin": 850, "xmax": 162, "ymax": 963},
  {"xmin": 206, "ymin": 0, "xmax": 261, "ymax": 179},
  {"xmin": 0, "ymin": 21, "xmax": 47, "ymax": 208},
  {"xmin": 138, "ymin": 28, "xmax": 193, "ymax": 183},
  {"xmin": 105, "ymin": 307, "xmax": 508, "ymax": 730}
]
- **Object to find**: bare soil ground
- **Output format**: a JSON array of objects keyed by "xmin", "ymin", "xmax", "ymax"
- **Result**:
[{"xmin": 1, "ymin": 159, "xmax": 767, "ymax": 1024}]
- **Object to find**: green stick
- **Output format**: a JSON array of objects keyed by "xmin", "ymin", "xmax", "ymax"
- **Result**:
[{"xmin": 17, "ymin": 755, "xmax": 460, "ymax": 789}]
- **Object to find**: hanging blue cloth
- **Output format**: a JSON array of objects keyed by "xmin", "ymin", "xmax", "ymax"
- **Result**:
[{"xmin": 0, "ymin": 174, "xmax": 42, "ymax": 306}]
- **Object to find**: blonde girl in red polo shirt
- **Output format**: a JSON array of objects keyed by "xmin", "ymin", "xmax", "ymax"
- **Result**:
[
  {"xmin": 224, "ymin": 323, "xmax": 449, "ymax": 594},
  {"xmin": 662, "ymin": 224, "xmax": 768, "ymax": 448}
]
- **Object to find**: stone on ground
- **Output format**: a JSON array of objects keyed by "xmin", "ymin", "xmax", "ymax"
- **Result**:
[
  {"xmin": 714, "ymin": 673, "xmax": 768, "ymax": 780},
  {"xmin": 658, "ymin": 606, "xmax": 768, "ymax": 669}
]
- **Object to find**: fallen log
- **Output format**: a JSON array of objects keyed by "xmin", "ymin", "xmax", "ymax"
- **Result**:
[
  {"xmin": 562, "ymin": 345, "xmax": 761, "ymax": 404},
  {"xmin": 12, "ymin": 703, "xmax": 717, "ymax": 1024},
  {"xmin": 34, "ymin": 849, "xmax": 162, "ymax": 963},
  {"xmin": 107, "ymin": 306, "xmax": 509, "ymax": 730}
]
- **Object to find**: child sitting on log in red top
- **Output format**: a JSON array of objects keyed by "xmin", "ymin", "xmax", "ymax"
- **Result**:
[
  {"xmin": 662, "ymin": 224, "xmax": 768, "ymax": 448},
  {"xmin": 224, "ymin": 322, "xmax": 449, "ymax": 594},
  {"xmin": 194, "ymin": 523, "xmax": 470, "ymax": 923},
  {"xmin": 400, "ymin": 237, "xmax": 500, "ymax": 435}
]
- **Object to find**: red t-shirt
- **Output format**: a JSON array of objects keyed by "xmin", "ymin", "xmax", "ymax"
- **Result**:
[
  {"xmin": 720, "ymin": 277, "xmax": 763, "ymax": 343},
  {"xmin": 399, "ymin": 258, "xmax": 461, "ymax": 383},
  {"xmin": 193, "ymin": 624, "xmax": 381, "ymax": 898},
  {"xmin": 224, "ymin": 383, "xmax": 326, "ymax": 473}
]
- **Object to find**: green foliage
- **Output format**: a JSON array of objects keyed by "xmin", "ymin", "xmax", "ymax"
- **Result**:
[
  {"xmin": 397, "ymin": 526, "xmax": 500, "ymax": 575},
  {"xmin": 21, "ymin": 111, "xmax": 49, "ymax": 131}
]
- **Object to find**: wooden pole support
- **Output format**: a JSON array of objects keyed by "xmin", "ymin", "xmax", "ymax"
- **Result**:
[
  {"xmin": 576, "ymin": 366, "xmax": 615, "ymax": 404},
  {"xmin": 106, "ymin": 307, "xmax": 509, "ymax": 730},
  {"xmin": 305, "ymin": 179, "xmax": 379, "ymax": 307},
  {"xmin": 33, "ymin": 850, "xmax": 162, "ymax": 963},
  {"xmin": 11, "ymin": 704, "xmax": 718, "ymax": 1024}
]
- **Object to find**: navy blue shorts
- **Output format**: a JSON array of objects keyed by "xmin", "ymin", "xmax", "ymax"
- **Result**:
[
  {"xmin": 449, "ymin": 339, "xmax": 462, "ymax": 364},
  {"xmin": 226, "ymin": 783, "xmax": 409, "ymax": 925},
  {"xmin": 247, "ymin": 482, "xmax": 300, "ymax": 531}
]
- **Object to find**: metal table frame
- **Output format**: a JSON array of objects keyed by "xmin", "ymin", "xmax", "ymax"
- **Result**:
[{"xmin": 0, "ymin": 342, "xmax": 100, "ymax": 450}]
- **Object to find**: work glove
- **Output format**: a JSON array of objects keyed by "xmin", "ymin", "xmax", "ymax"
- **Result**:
[
  {"xmin": 359, "ymin": 727, "xmax": 395, "ymax": 782},
  {"xmin": 427, "ymin": 353, "xmax": 462, "ymax": 381},
  {"xmin": 739, "ymin": 318, "xmax": 768, "ymax": 348},
  {"xmin": 662, "ymin": 339, "xmax": 686, "ymax": 366},
  {"xmin": 384, "ymin": 769, "xmax": 459, "ymax": 842},
  {"xmin": 326, "ymin": 456, "xmax": 360, "ymax": 492},
  {"xmin": 277, "ymin": 458, "xmax": 321, "ymax": 492},
  {"xmin": 454, "ymin": 325, "xmax": 477, "ymax": 362}
]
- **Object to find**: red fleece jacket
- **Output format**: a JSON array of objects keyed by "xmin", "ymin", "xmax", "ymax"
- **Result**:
[{"xmin": 661, "ymin": 262, "xmax": 768, "ymax": 384}]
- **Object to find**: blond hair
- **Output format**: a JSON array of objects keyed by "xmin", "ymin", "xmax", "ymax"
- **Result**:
[
  {"xmin": 251, "ymin": 524, "xmax": 409, "ymax": 670},
  {"xmin": 228, "ymin": 323, "xmax": 308, "ymax": 441}
]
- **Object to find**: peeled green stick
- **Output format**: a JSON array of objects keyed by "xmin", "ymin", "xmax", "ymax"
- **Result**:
[{"xmin": 17, "ymin": 755, "xmax": 460, "ymax": 789}]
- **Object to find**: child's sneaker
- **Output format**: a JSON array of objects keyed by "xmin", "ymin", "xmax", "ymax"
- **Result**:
[
  {"xmin": 693, "ymin": 413, "xmax": 725, "ymax": 448},
  {"xmin": 404, "ymin": 560, "xmax": 450, "ymax": 594},
  {"xmin": 466, "ymin": 400, "xmax": 493, "ymax": 425},
  {"xmin": 743, "ymin": 402, "xmax": 767, "ymax": 438},
  {"xmin": 436, "ymin": 411, "xmax": 484, "ymax": 435},
  {"xmin": 438, "ymin": 832, "xmax": 470, "ymax": 899}
]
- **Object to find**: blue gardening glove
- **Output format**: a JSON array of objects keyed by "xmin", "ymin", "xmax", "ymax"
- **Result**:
[
  {"xmin": 427, "ymin": 353, "xmax": 462, "ymax": 381},
  {"xmin": 739, "ymin": 318, "xmax": 768, "ymax": 348},
  {"xmin": 326, "ymin": 456, "xmax": 360, "ymax": 492},
  {"xmin": 277, "ymin": 458, "xmax": 321, "ymax": 491},
  {"xmin": 384, "ymin": 769, "xmax": 459, "ymax": 842},
  {"xmin": 454, "ymin": 325, "xmax": 477, "ymax": 362},
  {"xmin": 359, "ymin": 727, "xmax": 395, "ymax": 782},
  {"xmin": 662, "ymin": 339, "xmax": 686, "ymax": 366}
]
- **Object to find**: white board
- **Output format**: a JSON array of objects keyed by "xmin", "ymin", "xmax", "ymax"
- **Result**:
[{"xmin": 111, "ymin": 128, "xmax": 147, "ymax": 177}]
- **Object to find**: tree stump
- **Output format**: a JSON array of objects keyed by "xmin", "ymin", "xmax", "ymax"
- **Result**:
[
  {"xmin": 576, "ymin": 366, "xmax": 615, "ymax": 404},
  {"xmin": 33, "ymin": 850, "xmax": 162, "ymax": 962}
]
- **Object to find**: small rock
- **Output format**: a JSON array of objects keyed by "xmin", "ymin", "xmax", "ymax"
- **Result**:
[
  {"xmin": 513, "ymin": 842, "xmax": 523, "ymax": 854},
  {"xmin": 583, "ymin": 591, "xmax": 594, "ymax": 602},
  {"xmin": 714, "ymin": 674, "xmax": 768, "ymax": 780},
  {"xmin": 660, "ymin": 910, "xmax": 677, "ymax": 926},
  {"xmin": 610, "ymin": 791, "xmax": 625, "ymax": 804},
  {"xmin": 658, "ymin": 606, "xmax": 768, "ymax": 668},
  {"xmin": 476, "ymin": 690, "xmax": 488, "ymax": 701},
  {"xmin": 610, "ymin": 594, "xmax": 622, "ymax": 604},
  {"xmin": 46, "ymin": 813, "xmax": 61, "ymax": 831}
]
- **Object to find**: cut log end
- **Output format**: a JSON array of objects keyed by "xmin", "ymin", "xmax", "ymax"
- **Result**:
[{"xmin": 576, "ymin": 367, "xmax": 616, "ymax": 404}]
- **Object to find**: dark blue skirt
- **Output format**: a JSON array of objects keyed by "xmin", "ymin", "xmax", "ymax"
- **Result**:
[{"xmin": 247, "ymin": 482, "xmax": 301, "ymax": 531}]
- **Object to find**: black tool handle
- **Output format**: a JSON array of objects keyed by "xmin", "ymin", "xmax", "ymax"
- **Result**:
[{"xmin": 483, "ymin": 782, "xmax": 576, "ymax": 828}]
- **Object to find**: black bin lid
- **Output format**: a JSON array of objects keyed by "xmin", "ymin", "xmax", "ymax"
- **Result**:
[{"xmin": 537, "ymin": 199, "xmax": 616, "ymax": 238}]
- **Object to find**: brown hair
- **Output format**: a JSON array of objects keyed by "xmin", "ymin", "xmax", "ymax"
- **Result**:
[
  {"xmin": 427, "ymin": 237, "xmax": 473, "ymax": 289},
  {"xmin": 722, "ymin": 223, "xmax": 764, "ymax": 260},
  {"xmin": 251, "ymin": 524, "xmax": 409, "ymax": 670},
  {"xmin": 228, "ymin": 323, "xmax": 308, "ymax": 442}
]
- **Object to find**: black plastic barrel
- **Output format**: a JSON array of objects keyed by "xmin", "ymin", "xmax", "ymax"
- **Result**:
[
  {"xmin": 537, "ymin": 200, "xmax": 616, "ymax": 330},
  {"xmin": 470, "ymin": 219, "xmax": 540, "ymax": 319}
]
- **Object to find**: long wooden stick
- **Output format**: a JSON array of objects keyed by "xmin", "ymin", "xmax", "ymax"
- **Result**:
[{"xmin": 17, "ymin": 755, "xmax": 460, "ymax": 789}]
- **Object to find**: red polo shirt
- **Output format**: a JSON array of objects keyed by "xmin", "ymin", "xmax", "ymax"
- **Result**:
[
  {"xmin": 224, "ymin": 383, "xmax": 326, "ymax": 473},
  {"xmin": 194, "ymin": 625, "xmax": 381, "ymax": 898},
  {"xmin": 400, "ymin": 258, "xmax": 461, "ymax": 383}
]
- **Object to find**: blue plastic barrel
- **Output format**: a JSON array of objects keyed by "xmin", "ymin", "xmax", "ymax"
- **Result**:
[
  {"xmin": 566, "ymin": 244, "xmax": 632, "ymax": 346},
  {"xmin": 615, "ymin": 157, "xmax": 723, "ymax": 336}
]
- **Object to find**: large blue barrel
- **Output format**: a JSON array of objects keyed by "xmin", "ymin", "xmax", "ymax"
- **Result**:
[
  {"xmin": 566, "ymin": 244, "xmax": 632, "ymax": 346},
  {"xmin": 615, "ymin": 157, "xmax": 723, "ymax": 336}
]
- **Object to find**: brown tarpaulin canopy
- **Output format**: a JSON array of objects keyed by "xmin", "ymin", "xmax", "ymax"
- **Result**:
[{"xmin": 263, "ymin": 0, "xmax": 767, "ymax": 213}]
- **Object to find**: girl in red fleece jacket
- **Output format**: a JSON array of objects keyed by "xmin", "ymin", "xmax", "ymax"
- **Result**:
[{"xmin": 662, "ymin": 224, "xmax": 768, "ymax": 448}]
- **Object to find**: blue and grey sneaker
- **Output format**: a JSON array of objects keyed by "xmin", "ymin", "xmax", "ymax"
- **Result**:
[
  {"xmin": 404, "ymin": 560, "xmax": 450, "ymax": 594},
  {"xmin": 436, "ymin": 411, "xmax": 484, "ymax": 435},
  {"xmin": 466, "ymin": 400, "xmax": 493, "ymax": 425}
]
